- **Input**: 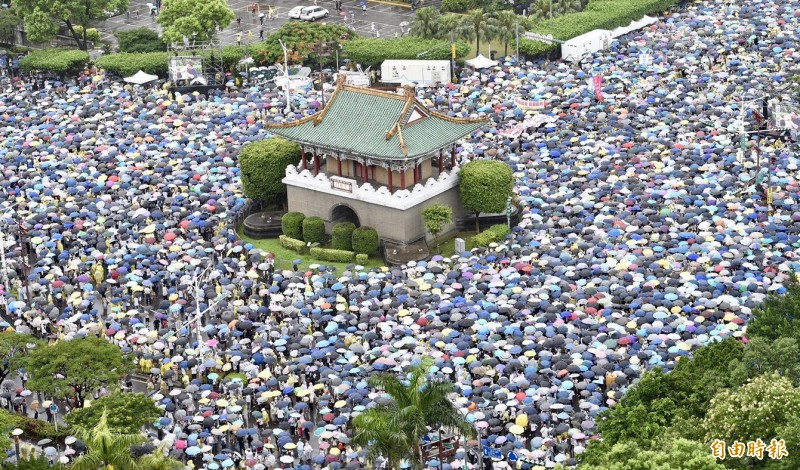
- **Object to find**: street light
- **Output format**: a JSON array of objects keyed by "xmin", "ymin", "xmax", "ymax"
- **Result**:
[
  {"xmin": 12, "ymin": 428, "xmax": 23, "ymax": 467},
  {"xmin": 278, "ymin": 39, "xmax": 291, "ymax": 115}
]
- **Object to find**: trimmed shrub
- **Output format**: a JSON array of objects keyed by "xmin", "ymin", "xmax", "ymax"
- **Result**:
[
  {"xmin": 331, "ymin": 222, "xmax": 356, "ymax": 251},
  {"xmin": 310, "ymin": 247, "xmax": 355, "ymax": 263},
  {"xmin": 470, "ymin": 224, "xmax": 511, "ymax": 249},
  {"xmin": 279, "ymin": 235, "xmax": 307, "ymax": 254},
  {"xmin": 343, "ymin": 37, "xmax": 470, "ymax": 67},
  {"xmin": 71, "ymin": 26, "xmax": 101, "ymax": 44},
  {"xmin": 115, "ymin": 28, "xmax": 166, "ymax": 53},
  {"xmin": 302, "ymin": 217, "xmax": 326, "ymax": 244},
  {"xmin": 239, "ymin": 137, "xmax": 302, "ymax": 202},
  {"xmin": 19, "ymin": 49, "xmax": 89, "ymax": 75},
  {"xmin": 282, "ymin": 212, "xmax": 305, "ymax": 239},
  {"xmin": 95, "ymin": 52, "xmax": 169, "ymax": 77},
  {"xmin": 352, "ymin": 226, "xmax": 379, "ymax": 255},
  {"xmin": 355, "ymin": 253, "xmax": 369, "ymax": 266}
]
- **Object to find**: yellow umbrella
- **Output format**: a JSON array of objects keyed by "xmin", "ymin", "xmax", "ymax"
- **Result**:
[
  {"xmin": 515, "ymin": 414, "xmax": 528, "ymax": 427},
  {"xmin": 334, "ymin": 400, "xmax": 347, "ymax": 408},
  {"xmin": 509, "ymin": 425, "xmax": 524, "ymax": 435}
]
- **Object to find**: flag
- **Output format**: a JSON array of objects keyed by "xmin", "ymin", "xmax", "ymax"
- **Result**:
[{"xmin": 592, "ymin": 74, "xmax": 603, "ymax": 102}]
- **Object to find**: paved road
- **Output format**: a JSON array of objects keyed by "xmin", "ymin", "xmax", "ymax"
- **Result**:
[{"xmin": 96, "ymin": 0, "xmax": 417, "ymax": 49}]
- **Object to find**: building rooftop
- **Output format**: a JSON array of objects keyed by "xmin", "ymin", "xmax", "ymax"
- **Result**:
[{"xmin": 263, "ymin": 80, "xmax": 489, "ymax": 161}]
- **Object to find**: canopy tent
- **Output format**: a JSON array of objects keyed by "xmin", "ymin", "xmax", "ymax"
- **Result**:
[
  {"xmin": 465, "ymin": 54, "xmax": 498, "ymax": 69},
  {"xmin": 123, "ymin": 70, "xmax": 159, "ymax": 85},
  {"xmin": 610, "ymin": 16, "xmax": 658, "ymax": 38}
]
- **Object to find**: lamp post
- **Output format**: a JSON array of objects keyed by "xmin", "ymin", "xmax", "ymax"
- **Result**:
[
  {"xmin": 12, "ymin": 428, "xmax": 22, "ymax": 467},
  {"xmin": 278, "ymin": 39, "xmax": 291, "ymax": 115}
]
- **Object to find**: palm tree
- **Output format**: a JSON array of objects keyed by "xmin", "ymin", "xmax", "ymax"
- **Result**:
[
  {"xmin": 437, "ymin": 13, "xmax": 467, "ymax": 41},
  {"xmin": 351, "ymin": 357, "xmax": 476, "ymax": 469},
  {"xmin": 410, "ymin": 7, "xmax": 442, "ymax": 39},
  {"xmin": 495, "ymin": 10, "xmax": 533, "ymax": 57},
  {"xmin": 139, "ymin": 444, "xmax": 183, "ymax": 470},
  {"xmin": 463, "ymin": 9, "xmax": 500, "ymax": 54},
  {"xmin": 529, "ymin": 0, "xmax": 552, "ymax": 20},
  {"xmin": 71, "ymin": 409, "xmax": 146, "ymax": 470}
]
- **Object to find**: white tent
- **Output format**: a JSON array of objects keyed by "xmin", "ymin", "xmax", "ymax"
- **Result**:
[
  {"xmin": 123, "ymin": 70, "xmax": 159, "ymax": 85},
  {"xmin": 465, "ymin": 54, "xmax": 497, "ymax": 69},
  {"xmin": 610, "ymin": 16, "xmax": 658, "ymax": 39}
]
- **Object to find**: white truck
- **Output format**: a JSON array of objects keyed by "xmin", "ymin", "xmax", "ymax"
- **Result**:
[
  {"xmin": 380, "ymin": 60, "xmax": 451, "ymax": 87},
  {"xmin": 561, "ymin": 29, "xmax": 613, "ymax": 62}
]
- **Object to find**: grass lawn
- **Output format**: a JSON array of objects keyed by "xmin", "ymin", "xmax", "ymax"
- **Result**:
[
  {"xmin": 238, "ymin": 229, "xmax": 388, "ymax": 272},
  {"xmin": 429, "ymin": 230, "xmax": 476, "ymax": 257}
]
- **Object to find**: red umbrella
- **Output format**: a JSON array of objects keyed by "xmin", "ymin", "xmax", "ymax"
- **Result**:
[{"xmin": 323, "ymin": 413, "xmax": 335, "ymax": 422}]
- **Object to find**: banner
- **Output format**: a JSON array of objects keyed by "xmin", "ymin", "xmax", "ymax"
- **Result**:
[
  {"xmin": 514, "ymin": 97, "xmax": 550, "ymax": 110},
  {"xmin": 499, "ymin": 125, "xmax": 525, "ymax": 138},
  {"xmin": 592, "ymin": 74, "xmax": 603, "ymax": 102},
  {"xmin": 521, "ymin": 114, "xmax": 558, "ymax": 128}
]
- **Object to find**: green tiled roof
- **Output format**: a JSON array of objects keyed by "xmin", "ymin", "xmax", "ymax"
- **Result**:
[{"xmin": 263, "ymin": 84, "xmax": 488, "ymax": 161}]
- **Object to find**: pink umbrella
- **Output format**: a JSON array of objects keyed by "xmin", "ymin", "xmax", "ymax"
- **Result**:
[
  {"xmin": 206, "ymin": 339, "xmax": 219, "ymax": 347},
  {"xmin": 476, "ymin": 421, "xmax": 489, "ymax": 428},
  {"xmin": 175, "ymin": 440, "xmax": 188, "ymax": 449}
]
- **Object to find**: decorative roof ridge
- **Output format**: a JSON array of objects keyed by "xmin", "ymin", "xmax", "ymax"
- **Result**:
[
  {"xmin": 396, "ymin": 122, "xmax": 408, "ymax": 157},
  {"xmin": 263, "ymin": 111, "xmax": 318, "ymax": 129},
  {"xmin": 427, "ymin": 107, "xmax": 491, "ymax": 125},
  {"xmin": 386, "ymin": 86, "xmax": 416, "ymax": 139},
  {"xmin": 313, "ymin": 81, "xmax": 344, "ymax": 126},
  {"xmin": 338, "ymin": 83, "xmax": 408, "ymax": 100}
]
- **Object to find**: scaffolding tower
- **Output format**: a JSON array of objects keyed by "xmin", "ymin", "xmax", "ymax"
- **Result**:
[{"xmin": 166, "ymin": 41, "xmax": 226, "ymax": 88}]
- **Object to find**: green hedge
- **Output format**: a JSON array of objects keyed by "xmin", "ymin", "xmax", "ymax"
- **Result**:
[
  {"xmin": 519, "ymin": 0, "xmax": 678, "ymax": 57},
  {"xmin": 343, "ymin": 37, "xmax": 470, "ymax": 67},
  {"xmin": 310, "ymin": 247, "xmax": 355, "ymax": 263},
  {"xmin": 332, "ymin": 222, "xmax": 356, "ymax": 251},
  {"xmin": 470, "ymin": 224, "xmax": 511, "ymax": 249},
  {"xmin": 352, "ymin": 226, "xmax": 379, "ymax": 255},
  {"xmin": 279, "ymin": 235, "xmax": 307, "ymax": 254},
  {"xmin": 282, "ymin": 212, "xmax": 306, "ymax": 239},
  {"xmin": 355, "ymin": 253, "xmax": 369, "ymax": 266},
  {"xmin": 95, "ymin": 52, "xmax": 169, "ymax": 77},
  {"xmin": 302, "ymin": 216, "xmax": 326, "ymax": 244},
  {"xmin": 441, "ymin": 0, "xmax": 473, "ymax": 13},
  {"xmin": 19, "ymin": 48, "xmax": 89, "ymax": 74}
]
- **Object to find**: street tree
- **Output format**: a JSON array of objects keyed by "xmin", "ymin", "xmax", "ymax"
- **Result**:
[
  {"xmin": 462, "ymin": 9, "xmax": 499, "ymax": 53},
  {"xmin": 239, "ymin": 137, "xmax": 301, "ymax": 206},
  {"xmin": 744, "ymin": 273, "xmax": 800, "ymax": 344},
  {"xmin": 0, "ymin": 332, "xmax": 43, "ymax": 385},
  {"xmin": 704, "ymin": 374, "xmax": 800, "ymax": 468},
  {"xmin": 156, "ymin": 0, "xmax": 234, "ymax": 44},
  {"xmin": 14, "ymin": 0, "xmax": 128, "ymax": 50},
  {"xmin": 352, "ymin": 357, "xmax": 476, "ymax": 468},
  {"xmin": 493, "ymin": 11, "xmax": 534, "ymax": 57},
  {"xmin": 66, "ymin": 392, "xmax": 162, "ymax": 434},
  {"xmin": 23, "ymin": 336, "xmax": 131, "ymax": 408},
  {"xmin": 409, "ymin": 7, "xmax": 441, "ymax": 40},
  {"xmin": 71, "ymin": 409, "xmax": 146, "ymax": 470},
  {"xmin": 422, "ymin": 203, "xmax": 453, "ymax": 252},
  {"xmin": 577, "ymin": 438, "xmax": 725, "ymax": 470},
  {"xmin": 458, "ymin": 160, "xmax": 513, "ymax": 232}
]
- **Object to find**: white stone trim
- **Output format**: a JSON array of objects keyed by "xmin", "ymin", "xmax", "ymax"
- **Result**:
[{"xmin": 283, "ymin": 165, "xmax": 460, "ymax": 211}]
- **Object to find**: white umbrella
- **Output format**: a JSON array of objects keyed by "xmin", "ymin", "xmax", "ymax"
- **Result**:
[{"xmin": 123, "ymin": 70, "xmax": 159, "ymax": 85}]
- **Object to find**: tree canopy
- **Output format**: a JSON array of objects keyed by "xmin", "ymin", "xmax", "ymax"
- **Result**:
[
  {"xmin": 65, "ymin": 392, "xmax": 162, "ymax": 434},
  {"xmin": 422, "ymin": 203, "xmax": 453, "ymax": 249},
  {"xmin": 239, "ymin": 137, "xmax": 302, "ymax": 204},
  {"xmin": 0, "ymin": 332, "xmax": 43, "ymax": 385},
  {"xmin": 458, "ymin": 160, "xmax": 513, "ymax": 232},
  {"xmin": 156, "ymin": 0, "xmax": 234, "ymax": 44},
  {"xmin": 23, "ymin": 337, "xmax": 131, "ymax": 408},
  {"xmin": 15, "ymin": 0, "xmax": 128, "ymax": 50},
  {"xmin": 70, "ymin": 409, "xmax": 146, "ymax": 470},
  {"xmin": 352, "ymin": 357, "xmax": 476, "ymax": 468}
]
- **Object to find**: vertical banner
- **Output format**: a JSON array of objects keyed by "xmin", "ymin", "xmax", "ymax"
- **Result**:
[{"xmin": 592, "ymin": 74, "xmax": 603, "ymax": 102}]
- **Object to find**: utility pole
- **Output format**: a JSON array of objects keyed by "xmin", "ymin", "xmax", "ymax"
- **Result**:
[
  {"xmin": 278, "ymin": 39, "xmax": 291, "ymax": 115},
  {"xmin": 311, "ymin": 41, "xmax": 337, "ymax": 108},
  {"xmin": 191, "ymin": 266, "xmax": 211, "ymax": 347}
]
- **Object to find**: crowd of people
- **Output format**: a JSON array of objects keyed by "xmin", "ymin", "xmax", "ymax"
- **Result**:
[{"xmin": 2, "ymin": 0, "xmax": 800, "ymax": 468}]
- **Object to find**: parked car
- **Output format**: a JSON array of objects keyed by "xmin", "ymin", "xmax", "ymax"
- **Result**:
[
  {"xmin": 287, "ymin": 6, "xmax": 306, "ymax": 19},
  {"xmin": 299, "ymin": 6, "xmax": 329, "ymax": 21}
]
